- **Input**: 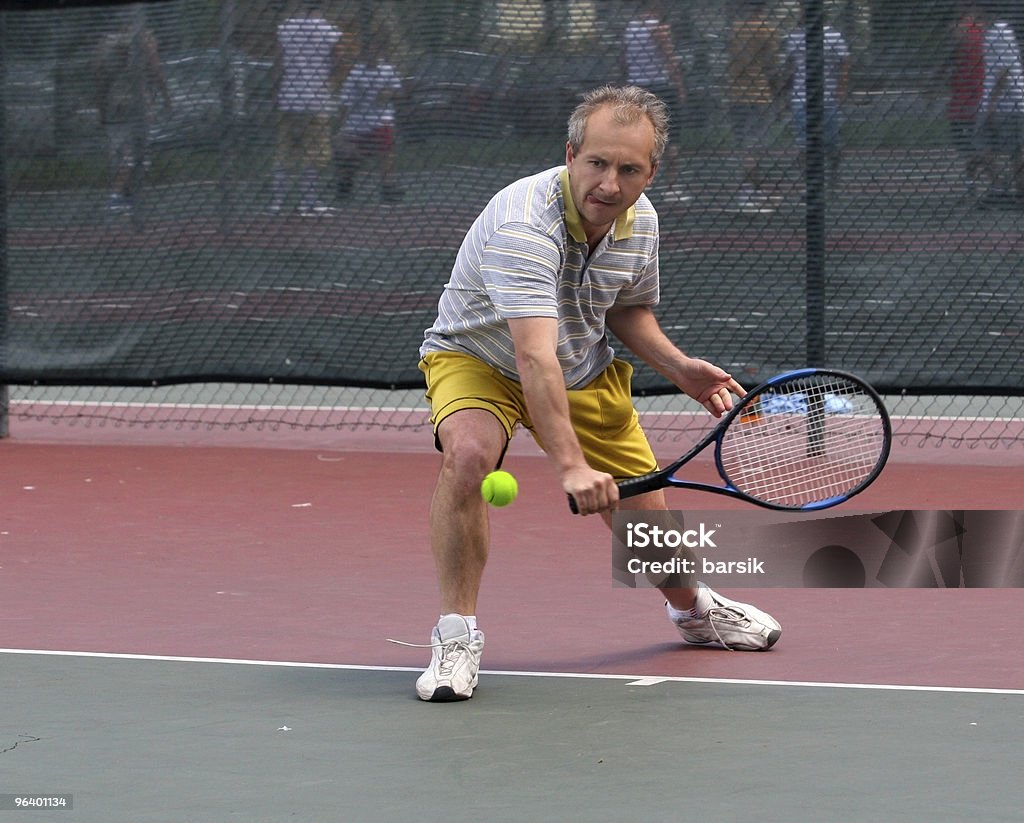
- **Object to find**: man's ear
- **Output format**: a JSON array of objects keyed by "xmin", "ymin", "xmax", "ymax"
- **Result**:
[{"xmin": 647, "ymin": 160, "xmax": 660, "ymax": 187}]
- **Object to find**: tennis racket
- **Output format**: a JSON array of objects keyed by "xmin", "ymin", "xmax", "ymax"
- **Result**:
[{"xmin": 568, "ymin": 368, "xmax": 891, "ymax": 513}]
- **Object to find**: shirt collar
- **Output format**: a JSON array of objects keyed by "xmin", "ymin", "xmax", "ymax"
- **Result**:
[{"xmin": 560, "ymin": 167, "xmax": 636, "ymax": 244}]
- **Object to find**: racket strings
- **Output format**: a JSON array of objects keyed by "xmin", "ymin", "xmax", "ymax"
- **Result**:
[{"xmin": 719, "ymin": 377, "xmax": 887, "ymax": 507}]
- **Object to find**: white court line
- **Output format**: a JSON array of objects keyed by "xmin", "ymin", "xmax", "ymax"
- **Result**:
[{"xmin": 2, "ymin": 648, "xmax": 1022, "ymax": 697}]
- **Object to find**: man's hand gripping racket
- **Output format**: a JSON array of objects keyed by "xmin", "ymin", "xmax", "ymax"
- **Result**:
[{"xmin": 568, "ymin": 368, "xmax": 891, "ymax": 513}]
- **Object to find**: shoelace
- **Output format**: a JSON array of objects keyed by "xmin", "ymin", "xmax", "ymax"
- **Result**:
[
  {"xmin": 674, "ymin": 604, "xmax": 751, "ymax": 651},
  {"xmin": 702, "ymin": 605, "xmax": 751, "ymax": 651},
  {"xmin": 386, "ymin": 636, "xmax": 473, "ymax": 676}
]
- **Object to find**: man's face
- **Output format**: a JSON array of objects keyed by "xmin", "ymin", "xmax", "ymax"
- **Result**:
[{"xmin": 565, "ymin": 105, "xmax": 658, "ymax": 241}]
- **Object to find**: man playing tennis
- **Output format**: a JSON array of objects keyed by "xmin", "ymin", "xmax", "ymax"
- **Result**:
[{"xmin": 416, "ymin": 85, "xmax": 781, "ymax": 702}]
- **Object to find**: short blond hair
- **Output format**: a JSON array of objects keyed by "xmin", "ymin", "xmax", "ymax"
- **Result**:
[{"xmin": 566, "ymin": 85, "xmax": 669, "ymax": 167}]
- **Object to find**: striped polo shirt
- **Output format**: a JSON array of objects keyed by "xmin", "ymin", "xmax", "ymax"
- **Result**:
[{"xmin": 421, "ymin": 166, "xmax": 660, "ymax": 389}]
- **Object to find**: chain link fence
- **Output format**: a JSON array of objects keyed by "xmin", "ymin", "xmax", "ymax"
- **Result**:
[{"xmin": 1, "ymin": 0, "xmax": 1021, "ymax": 448}]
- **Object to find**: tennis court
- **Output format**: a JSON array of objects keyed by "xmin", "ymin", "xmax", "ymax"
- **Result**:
[
  {"xmin": 2, "ymin": 416, "xmax": 1022, "ymax": 822},
  {"xmin": 3, "ymin": 1, "xmax": 1024, "ymax": 819}
]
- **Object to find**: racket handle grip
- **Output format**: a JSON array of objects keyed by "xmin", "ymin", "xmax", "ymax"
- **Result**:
[
  {"xmin": 566, "ymin": 471, "xmax": 663, "ymax": 514},
  {"xmin": 616, "ymin": 472, "xmax": 665, "ymax": 501}
]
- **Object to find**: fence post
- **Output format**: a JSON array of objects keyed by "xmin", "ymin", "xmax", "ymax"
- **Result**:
[
  {"xmin": 218, "ymin": 0, "xmax": 236, "ymax": 236},
  {"xmin": 0, "ymin": 12, "xmax": 8, "ymax": 439},
  {"xmin": 804, "ymin": 0, "xmax": 826, "ymax": 369}
]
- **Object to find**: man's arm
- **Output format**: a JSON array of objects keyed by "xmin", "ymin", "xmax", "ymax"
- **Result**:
[
  {"xmin": 507, "ymin": 316, "xmax": 619, "ymax": 515},
  {"xmin": 652, "ymin": 21, "xmax": 687, "ymax": 101},
  {"xmin": 94, "ymin": 47, "xmax": 109, "ymax": 123},
  {"xmin": 606, "ymin": 304, "xmax": 744, "ymax": 417},
  {"xmin": 271, "ymin": 30, "xmax": 284, "ymax": 108},
  {"xmin": 142, "ymin": 30, "xmax": 172, "ymax": 110},
  {"xmin": 986, "ymin": 27, "xmax": 1013, "ymax": 115},
  {"xmin": 838, "ymin": 55, "xmax": 851, "ymax": 104},
  {"xmin": 989, "ymin": 66, "xmax": 1009, "ymax": 114},
  {"xmin": 330, "ymin": 35, "xmax": 355, "ymax": 92}
]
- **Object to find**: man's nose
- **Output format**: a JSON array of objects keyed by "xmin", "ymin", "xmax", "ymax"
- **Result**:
[{"xmin": 598, "ymin": 169, "xmax": 620, "ymax": 194}]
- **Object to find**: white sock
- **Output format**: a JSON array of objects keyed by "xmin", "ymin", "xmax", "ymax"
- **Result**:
[
  {"xmin": 667, "ymin": 602, "xmax": 699, "ymax": 621},
  {"xmin": 669, "ymin": 584, "xmax": 712, "ymax": 619},
  {"xmin": 440, "ymin": 613, "xmax": 477, "ymax": 632}
]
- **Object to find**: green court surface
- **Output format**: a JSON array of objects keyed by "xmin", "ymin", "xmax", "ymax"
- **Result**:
[{"xmin": 4, "ymin": 650, "xmax": 1024, "ymax": 823}]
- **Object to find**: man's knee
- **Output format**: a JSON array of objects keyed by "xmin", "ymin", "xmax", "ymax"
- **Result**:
[{"xmin": 437, "ymin": 410, "xmax": 509, "ymax": 483}]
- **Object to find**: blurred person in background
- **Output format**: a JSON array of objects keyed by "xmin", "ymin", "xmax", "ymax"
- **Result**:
[
  {"xmin": 622, "ymin": 0, "xmax": 689, "ymax": 202},
  {"xmin": 94, "ymin": 12, "xmax": 171, "ymax": 212},
  {"xmin": 335, "ymin": 27, "xmax": 404, "ymax": 204},
  {"xmin": 726, "ymin": 0, "xmax": 783, "ymax": 211},
  {"xmin": 490, "ymin": 0, "xmax": 546, "ymax": 53},
  {"xmin": 946, "ymin": 4, "xmax": 986, "ymax": 195},
  {"xmin": 562, "ymin": 1, "xmax": 599, "ymax": 54},
  {"xmin": 269, "ymin": 2, "xmax": 349, "ymax": 216},
  {"xmin": 977, "ymin": 7, "xmax": 1024, "ymax": 208},
  {"xmin": 782, "ymin": 7, "xmax": 850, "ymax": 189}
]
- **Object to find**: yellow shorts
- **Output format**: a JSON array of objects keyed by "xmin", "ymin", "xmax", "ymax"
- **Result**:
[{"xmin": 418, "ymin": 351, "xmax": 658, "ymax": 479}]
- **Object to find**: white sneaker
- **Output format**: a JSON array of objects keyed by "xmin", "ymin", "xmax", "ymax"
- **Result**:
[
  {"xmin": 669, "ymin": 583, "xmax": 781, "ymax": 651},
  {"xmin": 415, "ymin": 614, "xmax": 485, "ymax": 702}
]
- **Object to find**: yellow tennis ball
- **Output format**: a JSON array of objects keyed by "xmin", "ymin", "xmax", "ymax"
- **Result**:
[{"xmin": 481, "ymin": 470, "xmax": 518, "ymax": 507}]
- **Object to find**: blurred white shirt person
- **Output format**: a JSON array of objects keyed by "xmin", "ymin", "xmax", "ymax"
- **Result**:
[{"xmin": 270, "ymin": 5, "xmax": 345, "ymax": 215}]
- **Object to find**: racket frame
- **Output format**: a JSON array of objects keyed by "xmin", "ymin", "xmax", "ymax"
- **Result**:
[{"xmin": 571, "ymin": 367, "xmax": 892, "ymax": 513}]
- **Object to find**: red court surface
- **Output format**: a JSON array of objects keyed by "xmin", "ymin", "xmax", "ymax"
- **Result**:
[{"xmin": 2, "ymin": 420, "xmax": 1022, "ymax": 695}]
